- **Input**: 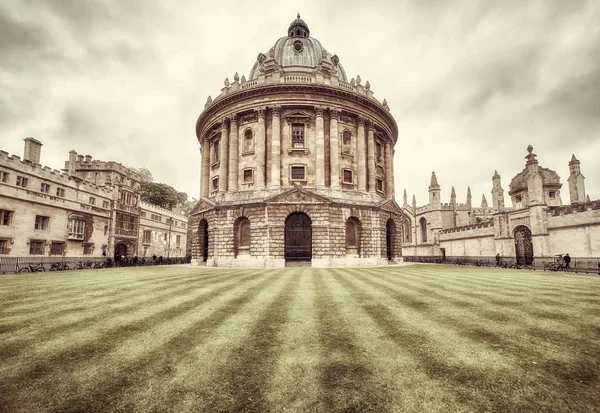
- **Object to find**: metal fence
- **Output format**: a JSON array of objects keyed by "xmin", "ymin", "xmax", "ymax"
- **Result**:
[
  {"xmin": 0, "ymin": 256, "xmax": 192, "ymax": 274},
  {"xmin": 403, "ymin": 255, "xmax": 600, "ymax": 274}
]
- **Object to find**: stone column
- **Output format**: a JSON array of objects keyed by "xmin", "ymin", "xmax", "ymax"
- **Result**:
[
  {"xmin": 270, "ymin": 106, "xmax": 281, "ymax": 189},
  {"xmin": 385, "ymin": 140, "xmax": 394, "ymax": 198},
  {"xmin": 367, "ymin": 121, "xmax": 376, "ymax": 193},
  {"xmin": 357, "ymin": 116, "xmax": 366, "ymax": 191},
  {"xmin": 329, "ymin": 108, "xmax": 340, "ymax": 189},
  {"xmin": 315, "ymin": 106, "xmax": 325, "ymax": 189},
  {"xmin": 218, "ymin": 118, "xmax": 229, "ymax": 194},
  {"xmin": 228, "ymin": 115, "xmax": 239, "ymax": 192},
  {"xmin": 392, "ymin": 149, "xmax": 396, "ymax": 199},
  {"xmin": 255, "ymin": 107, "xmax": 266, "ymax": 189},
  {"xmin": 201, "ymin": 138, "xmax": 210, "ymax": 198}
]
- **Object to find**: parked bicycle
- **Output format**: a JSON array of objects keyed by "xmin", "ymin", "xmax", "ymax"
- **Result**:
[
  {"xmin": 50, "ymin": 262, "xmax": 70, "ymax": 271},
  {"xmin": 73, "ymin": 260, "xmax": 94, "ymax": 270},
  {"xmin": 18, "ymin": 262, "xmax": 46, "ymax": 273}
]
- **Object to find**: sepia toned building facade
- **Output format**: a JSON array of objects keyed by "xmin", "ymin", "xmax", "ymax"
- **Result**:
[
  {"xmin": 0, "ymin": 138, "xmax": 187, "ymax": 259},
  {"xmin": 189, "ymin": 15, "xmax": 405, "ymax": 267}
]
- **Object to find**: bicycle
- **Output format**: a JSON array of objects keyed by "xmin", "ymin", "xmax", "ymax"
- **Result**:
[
  {"xmin": 18, "ymin": 263, "xmax": 46, "ymax": 273},
  {"xmin": 50, "ymin": 262, "xmax": 70, "ymax": 271}
]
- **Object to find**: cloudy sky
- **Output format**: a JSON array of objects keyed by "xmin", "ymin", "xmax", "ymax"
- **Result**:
[{"xmin": 1, "ymin": 0, "xmax": 599, "ymax": 206}]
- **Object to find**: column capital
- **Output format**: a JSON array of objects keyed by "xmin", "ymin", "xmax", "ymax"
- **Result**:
[
  {"xmin": 271, "ymin": 105, "xmax": 281, "ymax": 117},
  {"xmin": 230, "ymin": 114, "xmax": 238, "ymax": 125},
  {"xmin": 357, "ymin": 115, "xmax": 366, "ymax": 126},
  {"xmin": 329, "ymin": 107, "xmax": 340, "ymax": 119},
  {"xmin": 366, "ymin": 119, "xmax": 376, "ymax": 132},
  {"xmin": 315, "ymin": 106, "xmax": 325, "ymax": 117},
  {"xmin": 254, "ymin": 107, "xmax": 266, "ymax": 118},
  {"xmin": 220, "ymin": 117, "xmax": 229, "ymax": 128}
]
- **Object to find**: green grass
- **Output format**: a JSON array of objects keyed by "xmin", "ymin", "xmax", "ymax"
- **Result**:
[{"xmin": 0, "ymin": 265, "xmax": 598, "ymax": 413}]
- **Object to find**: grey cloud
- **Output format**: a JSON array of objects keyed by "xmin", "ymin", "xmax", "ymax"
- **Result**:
[{"xmin": 0, "ymin": 9, "xmax": 48, "ymax": 53}]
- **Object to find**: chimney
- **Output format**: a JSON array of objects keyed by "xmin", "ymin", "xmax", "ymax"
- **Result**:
[
  {"xmin": 23, "ymin": 137, "xmax": 43, "ymax": 164},
  {"xmin": 65, "ymin": 150, "xmax": 78, "ymax": 174},
  {"xmin": 77, "ymin": 154, "xmax": 84, "ymax": 162},
  {"xmin": 85, "ymin": 155, "xmax": 92, "ymax": 163}
]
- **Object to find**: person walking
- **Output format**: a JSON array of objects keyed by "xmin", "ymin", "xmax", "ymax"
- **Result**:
[
  {"xmin": 563, "ymin": 253, "xmax": 571, "ymax": 269},
  {"xmin": 495, "ymin": 253, "xmax": 501, "ymax": 267}
]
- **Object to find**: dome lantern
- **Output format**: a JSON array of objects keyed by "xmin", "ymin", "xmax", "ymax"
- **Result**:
[{"xmin": 288, "ymin": 13, "xmax": 310, "ymax": 38}]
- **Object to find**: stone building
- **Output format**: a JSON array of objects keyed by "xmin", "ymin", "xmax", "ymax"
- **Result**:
[
  {"xmin": 189, "ymin": 15, "xmax": 404, "ymax": 267},
  {"xmin": 402, "ymin": 145, "xmax": 600, "ymax": 260},
  {"xmin": 0, "ymin": 138, "xmax": 187, "ymax": 259}
]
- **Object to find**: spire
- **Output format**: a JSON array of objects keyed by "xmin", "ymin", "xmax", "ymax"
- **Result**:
[
  {"xmin": 586, "ymin": 194, "xmax": 590, "ymax": 202},
  {"xmin": 412, "ymin": 194, "xmax": 416, "ymax": 206},
  {"xmin": 467, "ymin": 186, "xmax": 472, "ymax": 199},
  {"xmin": 493, "ymin": 170, "xmax": 500, "ymax": 179},
  {"xmin": 481, "ymin": 194, "xmax": 488, "ymax": 208},
  {"xmin": 429, "ymin": 171, "xmax": 440, "ymax": 189},
  {"xmin": 403, "ymin": 189, "xmax": 407, "ymax": 205},
  {"xmin": 570, "ymin": 154, "xmax": 578, "ymax": 163},
  {"xmin": 450, "ymin": 186, "xmax": 456, "ymax": 204}
]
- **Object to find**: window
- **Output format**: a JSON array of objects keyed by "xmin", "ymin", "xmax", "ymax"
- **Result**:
[
  {"xmin": 376, "ymin": 179, "xmax": 384, "ymax": 193},
  {"xmin": 0, "ymin": 171, "xmax": 8, "ymax": 183},
  {"xmin": 181, "ymin": 223, "xmax": 186, "ymax": 229},
  {"xmin": 140, "ymin": 211, "xmax": 146, "ymax": 217},
  {"xmin": 104, "ymin": 225, "xmax": 108, "ymax": 236},
  {"xmin": 0, "ymin": 239, "xmax": 9, "ymax": 254},
  {"xmin": 40, "ymin": 183, "xmax": 50, "ymax": 193},
  {"xmin": 515, "ymin": 195, "xmax": 522, "ymax": 203},
  {"xmin": 212, "ymin": 177, "xmax": 219, "ymax": 191},
  {"xmin": 419, "ymin": 217, "xmax": 428, "ymax": 243},
  {"xmin": 102, "ymin": 200, "xmax": 109, "ymax": 209},
  {"xmin": 68, "ymin": 216, "xmax": 85, "ymax": 239},
  {"xmin": 345, "ymin": 219, "xmax": 358, "ymax": 248},
  {"xmin": 549, "ymin": 191, "xmax": 556, "ymax": 199},
  {"xmin": 290, "ymin": 165, "xmax": 306, "ymax": 181},
  {"xmin": 16, "ymin": 176, "xmax": 28, "ymax": 188},
  {"xmin": 243, "ymin": 129, "xmax": 254, "ymax": 153},
  {"xmin": 243, "ymin": 169, "xmax": 253, "ymax": 183},
  {"xmin": 212, "ymin": 139, "xmax": 220, "ymax": 164},
  {"xmin": 1, "ymin": 210, "xmax": 13, "ymax": 226},
  {"xmin": 83, "ymin": 244, "xmax": 94, "ymax": 255},
  {"xmin": 29, "ymin": 240, "xmax": 44, "ymax": 255},
  {"xmin": 151, "ymin": 214, "xmax": 161, "ymax": 222},
  {"xmin": 89, "ymin": 197, "xmax": 96, "ymax": 205},
  {"xmin": 176, "ymin": 235, "xmax": 181, "ymax": 247},
  {"xmin": 375, "ymin": 141, "xmax": 383, "ymax": 164},
  {"xmin": 343, "ymin": 170, "xmax": 353, "ymax": 184},
  {"xmin": 292, "ymin": 124, "xmax": 305, "ymax": 148},
  {"xmin": 143, "ymin": 230, "xmax": 152, "ymax": 244},
  {"xmin": 50, "ymin": 242, "xmax": 65, "ymax": 256},
  {"xmin": 56, "ymin": 187, "xmax": 65, "ymax": 197},
  {"xmin": 342, "ymin": 131, "xmax": 352, "ymax": 154},
  {"xmin": 34, "ymin": 215, "xmax": 49, "ymax": 230},
  {"xmin": 164, "ymin": 233, "xmax": 168, "ymax": 241},
  {"xmin": 239, "ymin": 219, "xmax": 251, "ymax": 249}
]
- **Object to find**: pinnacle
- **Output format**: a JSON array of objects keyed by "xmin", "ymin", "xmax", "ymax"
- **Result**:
[{"xmin": 429, "ymin": 171, "xmax": 439, "ymax": 188}]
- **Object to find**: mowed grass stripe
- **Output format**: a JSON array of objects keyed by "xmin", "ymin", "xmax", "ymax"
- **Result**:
[
  {"xmin": 0, "ymin": 269, "xmax": 249, "ymax": 361},
  {"xmin": 0, "ymin": 270, "xmax": 260, "ymax": 382},
  {"xmin": 327, "ymin": 269, "xmax": 467, "ymax": 412},
  {"xmin": 182, "ymin": 270, "xmax": 302, "ymax": 413},
  {"xmin": 266, "ymin": 268, "xmax": 322, "ymax": 412},
  {"xmin": 108, "ymin": 271, "xmax": 292, "ymax": 413},
  {"xmin": 0, "ymin": 269, "xmax": 240, "ymax": 326},
  {"xmin": 0, "ymin": 270, "xmax": 278, "ymax": 413},
  {"xmin": 0, "ymin": 268, "xmax": 210, "ymax": 311},
  {"xmin": 312, "ymin": 270, "xmax": 393, "ymax": 412},
  {"xmin": 347, "ymin": 269, "xmax": 599, "ymax": 412}
]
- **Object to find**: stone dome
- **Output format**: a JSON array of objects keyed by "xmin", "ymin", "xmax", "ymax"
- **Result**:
[
  {"xmin": 509, "ymin": 166, "xmax": 561, "ymax": 193},
  {"xmin": 248, "ymin": 14, "xmax": 348, "ymax": 82}
]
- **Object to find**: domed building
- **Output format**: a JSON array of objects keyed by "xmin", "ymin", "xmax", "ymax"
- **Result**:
[{"xmin": 189, "ymin": 15, "xmax": 404, "ymax": 267}]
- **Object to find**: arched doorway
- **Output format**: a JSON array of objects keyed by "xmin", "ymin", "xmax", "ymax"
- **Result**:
[
  {"xmin": 285, "ymin": 212, "xmax": 312, "ymax": 261},
  {"xmin": 115, "ymin": 243, "xmax": 128, "ymax": 258},
  {"xmin": 199, "ymin": 219, "xmax": 209, "ymax": 262},
  {"xmin": 386, "ymin": 219, "xmax": 396, "ymax": 260},
  {"xmin": 514, "ymin": 225, "xmax": 533, "ymax": 265}
]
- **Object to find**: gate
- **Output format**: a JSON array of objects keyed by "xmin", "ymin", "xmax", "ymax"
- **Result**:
[
  {"xmin": 514, "ymin": 225, "xmax": 534, "ymax": 265},
  {"xmin": 285, "ymin": 213, "xmax": 312, "ymax": 261}
]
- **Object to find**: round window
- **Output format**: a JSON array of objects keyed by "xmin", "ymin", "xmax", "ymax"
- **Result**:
[{"xmin": 293, "ymin": 41, "xmax": 303, "ymax": 53}]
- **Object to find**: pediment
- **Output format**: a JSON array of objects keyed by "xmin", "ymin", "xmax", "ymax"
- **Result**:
[
  {"xmin": 285, "ymin": 111, "xmax": 312, "ymax": 122},
  {"xmin": 379, "ymin": 199, "xmax": 404, "ymax": 216},
  {"xmin": 266, "ymin": 187, "xmax": 331, "ymax": 204},
  {"xmin": 190, "ymin": 197, "xmax": 217, "ymax": 215}
]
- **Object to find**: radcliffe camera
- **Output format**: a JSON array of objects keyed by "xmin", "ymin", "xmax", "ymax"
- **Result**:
[{"xmin": 0, "ymin": 3, "xmax": 599, "ymax": 413}]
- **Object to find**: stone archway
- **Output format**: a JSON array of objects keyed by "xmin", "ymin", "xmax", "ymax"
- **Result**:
[
  {"xmin": 513, "ymin": 225, "xmax": 533, "ymax": 265},
  {"xmin": 114, "ymin": 243, "xmax": 129, "ymax": 258},
  {"xmin": 284, "ymin": 212, "xmax": 312, "ymax": 261},
  {"xmin": 199, "ymin": 219, "xmax": 209, "ymax": 262},
  {"xmin": 386, "ymin": 219, "xmax": 397, "ymax": 260}
]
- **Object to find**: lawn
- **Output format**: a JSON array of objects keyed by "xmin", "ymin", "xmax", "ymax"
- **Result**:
[{"xmin": 0, "ymin": 264, "xmax": 598, "ymax": 413}]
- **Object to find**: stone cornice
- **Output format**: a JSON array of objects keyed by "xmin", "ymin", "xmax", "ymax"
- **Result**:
[{"xmin": 196, "ymin": 83, "xmax": 398, "ymax": 142}]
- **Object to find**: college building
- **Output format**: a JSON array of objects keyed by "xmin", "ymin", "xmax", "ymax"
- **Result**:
[{"xmin": 0, "ymin": 138, "xmax": 187, "ymax": 260}]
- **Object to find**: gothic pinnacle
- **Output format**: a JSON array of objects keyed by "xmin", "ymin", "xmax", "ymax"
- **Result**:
[{"xmin": 234, "ymin": 72, "xmax": 240, "ymax": 82}]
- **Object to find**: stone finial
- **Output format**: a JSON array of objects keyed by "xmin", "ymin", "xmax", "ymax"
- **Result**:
[
  {"xmin": 331, "ymin": 54, "xmax": 339, "ymax": 66},
  {"xmin": 429, "ymin": 171, "xmax": 439, "ymax": 188},
  {"xmin": 493, "ymin": 170, "xmax": 500, "ymax": 179},
  {"xmin": 365, "ymin": 80, "xmax": 370, "ymax": 90},
  {"xmin": 297, "ymin": 12, "xmax": 301, "ymax": 19},
  {"xmin": 241, "ymin": 75, "xmax": 246, "ymax": 83},
  {"xmin": 350, "ymin": 78, "xmax": 355, "ymax": 86},
  {"xmin": 586, "ymin": 194, "xmax": 590, "ymax": 202},
  {"xmin": 234, "ymin": 72, "xmax": 240, "ymax": 82},
  {"xmin": 481, "ymin": 194, "xmax": 488, "ymax": 208},
  {"xmin": 403, "ymin": 188, "xmax": 408, "ymax": 204},
  {"xmin": 450, "ymin": 186, "xmax": 456, "ymax": 203},
  {"xmin": 356, "ymin": 75, "xmax": 362, "ymax": 85},
  {"xmin": 467, "ymin": 186, "xmax": 472, "ymax": 199},
  {"xmin": 525, "ymin": 144, "xmax": 537, "ymax": 164},
  {"xmin": 224, "ymin": 77, "xmax": 230, "ymax": 87},
  {"xmin": 382, "ymin": 98, "xmax": 388, "ymax": 107},
  {"xmin": 257, "ymin": 53, "xmax": 266, "ymax": 64},
  {"xmin": 412, "ymin": 194, "xmax": 417, "ymax": 206},
  {"xmin": 204, "ymin": 95, "xmax": 212, "ymax": 108}
]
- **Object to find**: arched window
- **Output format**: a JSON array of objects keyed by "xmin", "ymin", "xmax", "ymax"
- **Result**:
[
  {"xmin": 235, "ymin": 217, "xmax": 251, "ymax": 257},
  {"xmin": 404, "ymin": 219, "xmax": 412, "ymax": 242},
  {"xmin": 243, "ymin": 129, "xmax": 254, "ymax": 154},
  {"xmin": 419, "ymin": 217, "xmax": 428, "ymax": 243},
  {"xmin": 239, "ymin": 219, "xmax": 251, "ymax": 248},
  {"xmin": 345, "ymin": 217, "xmax": 360, "ymax": 256}
]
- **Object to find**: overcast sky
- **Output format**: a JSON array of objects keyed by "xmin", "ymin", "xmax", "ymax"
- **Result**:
[{"xmin": 1, "ymin": 0, "xmax": 599, "ymax": 207}]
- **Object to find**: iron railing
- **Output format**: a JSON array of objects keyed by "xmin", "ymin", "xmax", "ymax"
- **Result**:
[
  {"xmin": 403, "ymin": 255, "xmax": 600, "ymax": 274},
  {"xmin": 0, "ymin": 255, "xmax": 192, "ymax": 274}
]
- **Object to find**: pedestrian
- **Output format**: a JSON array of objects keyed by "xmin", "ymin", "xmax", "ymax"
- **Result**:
[
  {"xmin": 563, "ymin": 253, "xmax": 571, "ymax": 269},
  {"xmin": 495, "ymin": 253, "xmax": 501, "ymax": 267}
]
